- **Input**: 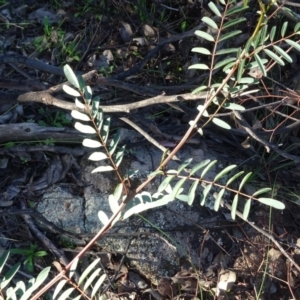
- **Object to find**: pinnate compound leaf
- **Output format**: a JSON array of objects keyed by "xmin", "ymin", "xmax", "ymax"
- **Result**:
[
  {"xmin": 243, "ymin": 199, "xmax": 251, "ymax": 220},
  {"xmin": 226, "ymin": 171, "xmax": 244, "ymax": 185},
  {"xmin": 197, "ymin": 105, "xmax": 209, "ymax": 117},
  {"xmin": 273, "ymin": 45, "xmax": 293, "ymax": 63},
  {"xmin": 158, "ymin": 176, "xmax": 175, "ymax": 193},
  {"xmin": 63, "ymin": 85, "xmax": 81, "ymax": 97},
  {"xmin": 226, "ymin": 5, "xmax": 248, "ymax": 16},
  {"xmin": 34, "ymin": 266, "xmax": 51, "ymax": 286},
  {"xmin": 92, "ymin": 96, "xmax": 100, "ymax": 113},
  {"xmin": 171, "ymin": 178, "xmax": 187, "ymax": 198},
  {"xmin": 231, "ymin": 194, "xmax": 238, "ymax": 220},
  {"xmin": 192, "ymin": 85, "xmax": 208, "ymax": 94},
  {"xmin": 101, "ymin": 118, "xmax": 111, "ymax": 142},
  {"xmin": 15, "ymin": 281, "xmax": 26, "ymax": 294},
  {"xmin": 202, "ymin": 16, "xmax": 218, "ymax": 29},
  {"xmin": 294, "ymin": 22, "xmax": 300, "ymax": 33},
  {"xmin": 281, "ymin": 21, "xmax": 288, "ymax": 37},
  {"xmin": 176, "ymin": 194, "xmax": 189, "ymax": 202},
  {"xmin": 191, "ymin": 47, "xmax": 211, "ymax": 55},
  {"xmin": 91, "ymin": 273, "xmax": 107, "ymax": 298},
  {"xmin": 223, "ymin": 61, "xmax": 236, "ymax": 72},
  {"xmin": 239, "ymin": 89, "xmax": 259, "ymax": 96},
  {"xmin": 71, "ymin": 110, "xmax": 90, "ymax": 121},
  {"xmin": 78, "ymin": 257, "xmax": 100, "ymax": 285},
  {"xmin": 263, "ymin": 49, "xmax": 285, "ymax": 66},
  {"xmin": 237, "ymin": 58, "xmax": 246, "ymax": 83},
  {"xmin": 190, "ymin": 159, "xmax": 211, "ymax": 176},
  {"xmin": 98, "ymin": 211, "xmax": 109, "ymax": 226},
  {"xmin": 208, "ymin": 1, "xmax": 221, "ymax": 17},
  {"xmin": 127, "ymin": 170, "xmax": 139, "ymax": 178},
  {"xmin": 123, "ymin": 194, "xmax": 174, "ymax": 219},
  {"xmin": 83, "ymin": 268, "xmax": 101, "ymax": 291},
  {"xmin": 230, "ymin": 84, "xmax": 249, "ymax": 95},
  {"xmin": 63, "ymin": 64, "xmax": 79, "ymax": 89},
  {"xmin": 214, "ymin": 57, "xmax": 236, "ymax": 70},
  {"xmin": 214, "ymin": 189, "xmax": 225, "ymax": 211},
  {"xmin": 113, "ymin": 184, "xmax": 123, "ymax": 202},
  {"xmin": 109, "ymin": 129, "xmax": 121, "ymax": 156},
  {"xmin": 108, "ymin": 194, "xmax": 120, "ymax": 214},
  {"xmin": 165, "ymin": 184, "xmax": 173, "ymax": 194},
  {"xmin": 254, "ymin": 54, "xmax": 267, "ymax": 77},
  {"xmin": 257, "ymin": 198, "xmax": 285, "ymax": 209},
  {"xmin": 115, "ymin": 145, "xmax": 126, "ymax": 167},
  {"xmin": 286, "ymin": 39, "xmax": 300, "ymax": 52},
  {"xmin": 219, "ymin": 30, "xmax": 242, "ymax": 42},
  {"xmin": 238, "ymin": 77, "xmax": 256, "ymax": 84},
  {"xmin": 166, "ymin": 170, "xmax": 178, "ymax": 175},
  {"xmin": 245, "ymin": 58, "xmax": 268, "ymax": 70},
  {"xmin": 75, "ymin": 122, "xmax": 96, "ymax": 134},
  {"xmin": 9, "ymin": 282, "xmax": 26, "ymax": 300},
  {"xmin": 258, "ymin": 24, "xmax": 268, "ymax": 44},
  {"xmin": 69, "ymin": 257, "xmax": 79, "ymax": 280},
  {"xmin": 200, "ymin": 184, "xmax": 212, "ymax": 206},
  {"xmin": 270, "ymin": 26, "xmax": 277, "ymax": 42},
  {"xmin": 0, "ymin": 250, "xmax": 9, "ymax": 273},
  {"xmin": 75, "ymin": 98, "xmax": 85, "ymax": 109},
  {"xmin": 194, "ymin": 30, "xmax": 214, "ymax": 41},
  {"xmin": 77, "ymin": 74, "xmax": 85, "ymax": 91},
  {"xmin": 188, "ymin": 63, "xmax": 210, "ymax": 70},
  {"xmin": 216, "ymin": 48, "xmax": 239, "ymax": 55},
  {"xmin": 20, "ymin": 267, "xmax": 51, "ymax": 300},
  {"xmin": 212, "ymin": 117, "xmax": 231, "ymax": 129},
  {"xmin": 92, "ymin": 165, "xmax": 114, "ymax": 173},
  {"xmin": 188, "ymin": 180, "xmax": 199, "ymax": 205},
  {"xmin": 214, "ymin": 165, "xmax": 237, "ymax": 181},
  {"xmin": 6, "ymin": 286, "xmax": 17, "ymax": 300},
  {"xmin": 222, "ymin": 17, "xmax": 246, "ymax": 29},
  {"xmin": 88, "ymin": 152, "xmax": 108, "ymax": 161},
  {"xmin": 201, "ymin": 160, "xmax": 217, "ymax": 178},
  {"xmin": 222, "ymin": 102, "xmax": 245, "ymax": 111},
  {"xmin": 135, "ymin": 192, "xmax": 152, "ymax": 204},
  {"xmin": 252, "ymin": 187, "xmax": 271, "ymax": 197},
  {"xmin": 178, "ymin": 158, "xmax": 193, "ymax": 174},
  {"xmin": 57, "ymin": 287, "xmax": 74, "ymax": 300},
  {"xmin": 53, "ymin": 280, "xmax": 68, "ymax": 299},
  {"xmin": 83, "ymin": 86, "xmax": 93, "ymax": 103},
  {"xmin": 1, "ymin": 262, "xmax": 20, "ymax": 290},
  {"xmin": 148, "ymin": 170, "xmax": 164, "ymax": 177},
  {"xmin": 83, "ymin": 138, "xmax": 102, "ymax": 148},
  {"xmin": 96, "ymin": 110, "xmax": 104, "ymax": 129},
  {"xmin": 239, "ymin": 172, "xmax": 252, "ymax": 191}
]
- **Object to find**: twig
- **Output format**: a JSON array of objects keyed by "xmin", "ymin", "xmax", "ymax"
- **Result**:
[
  {"xmin": 0, "ymin": 90, "xmax": 208, "ymax": 114},
  {"xmin": 0, "ymin": 145, "xmax": 89, "ymax": 156},
  {"xmin": 233, "ymin": 110, "xmax": 300, "ymax": 163},
  {"xmin": 20, "ymin": 200, "xmax": 70, "ymax": 268},
  {"xmin": 0, "ymin": 207, "xmax": 83, "ymax": 240},
  {"xmin": 113, "ymin": 19, "xmax": 213, "ymax": 80},
  {"xmin": 224, "ymin": 202, "xmax": 300, "ymax": 274},
  {"xmin": 119, "ymin": 117, "xmax": 180, "ymax": 160}
]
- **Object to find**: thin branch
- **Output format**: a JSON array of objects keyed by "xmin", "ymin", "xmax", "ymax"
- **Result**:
[
  {"xmin": 225, "ymin": 202, "xmax": 300, "ymax": 274},
  {"xmin": 233, "ymin": 111, "xmax": 300, "ymax": 163}
]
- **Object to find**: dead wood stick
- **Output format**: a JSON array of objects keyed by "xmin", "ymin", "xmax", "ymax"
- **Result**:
[
  {"xmin": 0, "ymin": 123, "xmax": 88, "ymax": 143},
  {"xmin": 0, "ymin": 89, "xmax": 208, "ymax": 113}
]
